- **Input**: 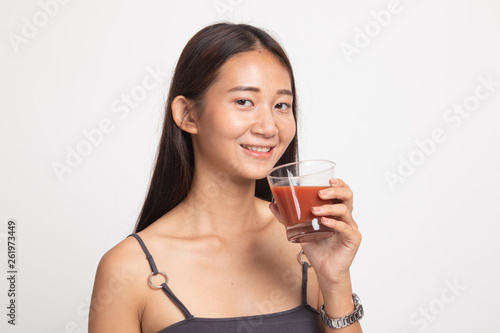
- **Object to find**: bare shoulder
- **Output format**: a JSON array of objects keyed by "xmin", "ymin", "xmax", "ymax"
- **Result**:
[
  {"xmin": 89, "ymin": 235, "xmax": 150, "ymax": 332},
  {"xmin": 95, "ymin": 235, "xmax": 148, "ymax": 283}
]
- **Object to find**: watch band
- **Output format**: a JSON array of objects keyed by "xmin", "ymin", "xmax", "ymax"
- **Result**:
[{"xmin": 320, "ymin": 293, "xmax": 364, "ymax": 329}]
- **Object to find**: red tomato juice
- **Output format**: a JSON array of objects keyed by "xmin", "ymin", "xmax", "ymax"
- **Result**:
[{"xmin": 271, "ymin": 185, "xmax": 333, "ymax": 228}]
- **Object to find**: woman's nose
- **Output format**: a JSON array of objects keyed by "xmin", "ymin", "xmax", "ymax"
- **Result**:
[{"xmin": 251, "ymin": 108, "xmax": 279, "ymax": 137}]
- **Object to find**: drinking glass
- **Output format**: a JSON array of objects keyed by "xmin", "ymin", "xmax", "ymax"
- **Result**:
[{"xmin": 267, "ymin": 160, "xmax": 336, "ymax": 243}]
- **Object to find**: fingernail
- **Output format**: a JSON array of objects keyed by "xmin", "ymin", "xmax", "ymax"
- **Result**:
[
  {"xmin": 330, "ymin": 179, "xmax": 339, "ymax": 186},
  {"xmin": 312, "ymin": 206, "xmax": 321, "ymax": 213},
  {"xmin": 319, "ymin": 190, "xmax": 328, "ymax": 196}
]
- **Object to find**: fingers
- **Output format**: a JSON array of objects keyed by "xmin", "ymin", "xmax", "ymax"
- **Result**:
[
  {"xmin": 312, "ymin": 201, "xmax": 358, "ymax": 229},
  {"xmin": 318, "ymin": 178, "xmax": 353, "ymax": 211},
  {"xmin": 320, "ymin": 217, "xmax": 362, "ymax": 245}
]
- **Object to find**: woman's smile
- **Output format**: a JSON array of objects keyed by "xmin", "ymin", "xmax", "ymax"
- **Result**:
[
  {"xmin": 240, "ymin": 145, "xmax": 273, "ymax": 153},
  {"xmin": 240, "ymin": 144, "xmax": 276, "ymax": 159}
]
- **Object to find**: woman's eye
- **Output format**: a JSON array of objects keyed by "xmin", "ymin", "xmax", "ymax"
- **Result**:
[
  {"xmin": 236, "ymin": 99, "xmax": 252, "ymax": 107},
  {"xmin": 275, "ymin": 103, "xmax": 290, "ymax": 110}
]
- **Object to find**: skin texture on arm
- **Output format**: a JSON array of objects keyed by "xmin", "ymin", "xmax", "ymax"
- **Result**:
[{"xmin": 88, "ymin": 239, "xmax": 144, "ymax": 333}]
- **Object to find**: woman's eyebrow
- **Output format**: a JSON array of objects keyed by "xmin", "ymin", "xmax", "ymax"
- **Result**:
[
  {"xmin": 227, "ymin": 86, "xmax": 293, "ymax": 96},
  {"xmin": 277, "ymin": 89, "xmax": 293, "ymax": 96},
  {"xmin": 227, "ymin": 86, "xmax": 260, "ymax": 93}
]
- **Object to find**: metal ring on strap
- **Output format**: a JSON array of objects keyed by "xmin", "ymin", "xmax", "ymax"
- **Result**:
[
  {"xmin": 149, "ymin": 271, "xmax": 168, "ymax": 289},
  {"xmin": 298, "ymin": 250, "xmax": 311, "ymax": 268}
]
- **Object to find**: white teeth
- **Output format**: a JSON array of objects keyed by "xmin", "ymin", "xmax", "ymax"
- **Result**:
[{"xmin": 242, "ymin": 145, "xmax": 272, "ymax": 153}]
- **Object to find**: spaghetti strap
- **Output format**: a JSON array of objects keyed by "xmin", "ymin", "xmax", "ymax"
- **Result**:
[
  {"xmin": 301, "ymin": 262, "xmax": 309, "ymax": 304},
  {"xmin": 128, "ymin": 233, "xmax": 159, "ymax": 274},
  {"xmin": 127, "ymin": 233, "xmax": 193, "ymax": 319}
]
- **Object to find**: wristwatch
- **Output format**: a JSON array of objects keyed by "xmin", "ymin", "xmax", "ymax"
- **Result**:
[{"xmin": 320, "ymin": 293, "xmax": 364, "ymax": 329}]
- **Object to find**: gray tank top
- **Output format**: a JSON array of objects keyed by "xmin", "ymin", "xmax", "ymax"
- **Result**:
[{"xmin": 128, "ymin": 233, "xmax": 322, "ymax": 332}]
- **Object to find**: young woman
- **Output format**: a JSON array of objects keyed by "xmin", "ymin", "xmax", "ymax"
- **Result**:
[{"xmin": 89, "ymin": 23, "xmax": 363, "ymax": 332}]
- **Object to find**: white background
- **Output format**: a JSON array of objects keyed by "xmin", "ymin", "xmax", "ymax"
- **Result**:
[{"xmin": 1, "ymin": 0, "xmax": 500, "ymax": 332}]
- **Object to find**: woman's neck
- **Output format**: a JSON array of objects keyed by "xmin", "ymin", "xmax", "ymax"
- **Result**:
[{"xmin": 177, "ymin": 169, "xmax": 263, "ymax": 237}]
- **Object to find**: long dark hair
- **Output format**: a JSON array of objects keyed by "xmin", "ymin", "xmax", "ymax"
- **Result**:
[{"xmin": 135, "ymin": 23, "xmax": 299, "ymax": 232}]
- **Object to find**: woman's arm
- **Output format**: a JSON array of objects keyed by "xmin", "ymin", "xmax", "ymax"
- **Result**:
[
  {"xmin": 305, "ymin": 178, "xmax": 363, "ymax": 332},
  {"xmin": 317, "ymin": 273, "xmax": 362, "ymax": 332},
  {"xmin": 269, "ymin": 178, "xmax": 363, "ymax": 331},
  {"xmin": 89, "ymin": 245, "xmax": 143, "ymax": 333}
]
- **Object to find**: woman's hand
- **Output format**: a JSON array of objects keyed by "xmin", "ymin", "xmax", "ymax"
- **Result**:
[{"xmin": 269, "ymin": 178, "xmax": 362, "ymax": 286}]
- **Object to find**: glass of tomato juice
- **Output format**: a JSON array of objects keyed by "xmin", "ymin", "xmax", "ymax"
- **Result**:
[{"xmin": 267, "ymin": 160, "xmax": 336, "ymax": 243}]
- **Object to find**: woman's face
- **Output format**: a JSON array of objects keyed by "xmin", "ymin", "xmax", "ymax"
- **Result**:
[{"xmin": 192, "ymin": 48, "xmax": 296, "ymax": 181}]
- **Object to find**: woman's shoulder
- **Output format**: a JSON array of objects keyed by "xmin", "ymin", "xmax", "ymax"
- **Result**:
[
  {"xmin": 92, "ymin": 231, "xmax": 167, "ymax": 299},
  {"xmin": 89, "ymin": 234, "xmax": 152, "ymax": 330},
  {"xmin": 99, "ymin": 233, "xmax": 145, "ymax": 265},
  {"xmin": 93, "ymin": 234, "xmax": 151, "ymax": 292}
]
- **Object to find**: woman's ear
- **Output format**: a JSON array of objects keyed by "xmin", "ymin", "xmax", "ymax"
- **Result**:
[{"xmin": 172, "ymin": 95, "xmax": 198, "ymax": 134}]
